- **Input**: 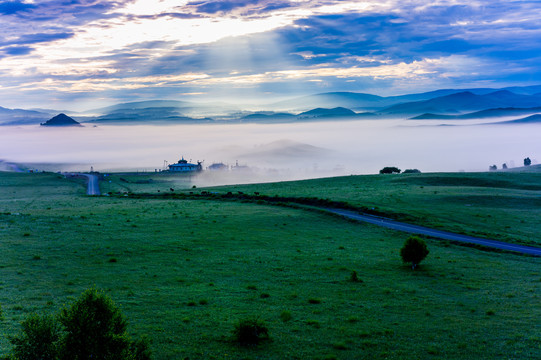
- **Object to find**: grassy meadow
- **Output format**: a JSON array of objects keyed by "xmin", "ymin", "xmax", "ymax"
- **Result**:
[
  {"xmin": 0, "ymin": 171, "xmax": 540, "ymax": 359},
  {"xmin": 99, "ymin": 170, "xmax": 541, "ymax": 247}
]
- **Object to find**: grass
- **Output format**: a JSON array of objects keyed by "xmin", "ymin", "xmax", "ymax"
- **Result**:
[
  {"xmin": 0, "ymin": 171, "xmax": 540, "ymax": 359},
  {"xmin": 194, "ymin": 171, "xmax": 541, "ymax": 247}
]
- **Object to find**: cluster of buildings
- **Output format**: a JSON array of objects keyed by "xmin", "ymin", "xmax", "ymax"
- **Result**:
[{"xmin": 167, "ymin": 157, "xmax": 248, "ymax": 173}]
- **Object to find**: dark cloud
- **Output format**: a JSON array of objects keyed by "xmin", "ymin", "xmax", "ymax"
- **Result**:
[
  {"xmin": 3, "ymin": 46, "xmax": 34, "ymax": 56},
  {"xmin": 186, "ymin": 0, "xmax": 292, "ymax": 15},
  {"xmin": 0, "ymin": 1, "xmax": 36, "ymax": 15},
  {"xmin": 0, "ymin": 32, "xmax": 74, "ymax": 47},
  {"xmin": 1, "ymin": 0, "xmax": 129, "ymax": 23},
  {"xmin": 131, "ymin": 12, "xmax": 202, "ymax": 20}
]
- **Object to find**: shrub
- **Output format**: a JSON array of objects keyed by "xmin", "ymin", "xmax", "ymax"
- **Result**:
[
  {"xmin": 59, "ymin": 288, "xmax": 133, "ymax": 359},
  {"xmin": 10, "ymin": 314, "xmax": 61, "ymax": 360},
  {"xmin": 58, "ymin": 287, "xmax": 151, "ymax": 360},
  {"xmin": 349, "ymin": 270, "xmax": 363, "ymax": 283},
  {"xmin": 379, "ymin": 167, "xmax": 401, "ymax": 174},
  {"xmin": 403, "ymin": 169, "xmax": 421, "ymax": 174},
  {"xmin": 233, "ymin": 318, "xmax": 269, "ymax": 346},
  {"xmin": 400, "ymin": 236, "xmax": 429, "ymax": 270},
  {"xmin": 130, "ymin": 337, "xmax": 152, "ymax": 360},
  {"xmin": 280, "ymin": 311, "xmax": 292, "ymax": 322}
]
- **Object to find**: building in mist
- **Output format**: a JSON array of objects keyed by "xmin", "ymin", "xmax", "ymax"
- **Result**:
[
  {"xmin": 168, "ymin": 157, "xmax": 202, "ymax": 172},
  {"xmin": 208, "ymin": 162, "xmax": 228, "ymax": 171}
]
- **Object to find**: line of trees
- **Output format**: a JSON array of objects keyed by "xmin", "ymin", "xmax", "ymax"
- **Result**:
[{"xmin": 489, "ymin": 157, "xmax": 533, "ymax": 171}]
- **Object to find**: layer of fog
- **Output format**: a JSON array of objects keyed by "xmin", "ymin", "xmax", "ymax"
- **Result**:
[{"xmin": 0, "ymin": 119, "xmax": 539, "ymax": 186}]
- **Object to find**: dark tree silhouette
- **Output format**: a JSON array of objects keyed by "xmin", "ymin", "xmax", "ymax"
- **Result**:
[
  {"xmin": 524, "ymin": 157, "xmax": 531, "ymax": 166},
  {"xmin": 489, "ymin": 165, "xmax": 497, "ymax": 171},
  {"xmin": 400, "ymin": 236, "xmax": 429, "ymax": 270},
  {"xmin": 379, "ymin": 166, "xmax": 401, "ymax": 174}
]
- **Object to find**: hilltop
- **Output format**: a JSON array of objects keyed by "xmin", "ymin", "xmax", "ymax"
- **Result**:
[{"xmin": 41, "ymin": 113, "xmax": 82, "ymax": 127}]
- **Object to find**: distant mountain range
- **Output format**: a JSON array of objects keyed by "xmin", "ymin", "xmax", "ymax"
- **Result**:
[{"xmin": 2, "ymin": 85, "xmax": 541, "ymax": 126}]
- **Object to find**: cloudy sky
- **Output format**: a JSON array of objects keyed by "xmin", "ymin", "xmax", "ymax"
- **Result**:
[{"xmin": 1, "ymin": 0, "xmax": 540, "ymax": 110}]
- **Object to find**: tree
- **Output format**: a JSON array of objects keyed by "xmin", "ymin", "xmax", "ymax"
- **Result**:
[
  {"xmin": 59, "ymin": 288, "xmax": 134, "ymax": 360},
  {"xmin": 489, "ymin": 165, "xmax": 497, "ymax": 171},
  {"xmin": 502, "ymin": 163, "xmax": 507, "ymax": 170},
  {"xmin": 9, "ymin": 289, "xmax": 151, "ymax": 360},
  {"xmin": 379, "ymin": 166, "xmax": 401, "ymax": 174},
  {"xmin": 524, "ymin": 157, "xmax": 531, "ymax": 166},
  {"xmin": 403, "ymin": 169, "xmax": 421, "ymax": 174},
  {"xmin": 10, "ymin": 314, "xmax": 61, "ymax": 360},
  {"xmin": 400, "ymin": 236, "xmax": 429, "ymax": 270}
]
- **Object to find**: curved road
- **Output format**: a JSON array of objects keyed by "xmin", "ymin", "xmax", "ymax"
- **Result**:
[
  {"xmin": 328, "ymin": 209, "xmax": 541, "ymax": 256},
  {"xmin": 75, "ymin": 174, "xmax": 539, "ymax": 256}
]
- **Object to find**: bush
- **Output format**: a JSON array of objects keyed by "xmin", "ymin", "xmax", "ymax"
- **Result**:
[
  {"xmin": 403, "ymin": 169, "xmax": 421, "ymax": 174},
  {"xmin": 10, "ymin": 314, "xmax": 61, "ymax": 360},
  {"xmin": 59, "ymin": 287, "xmax": 134, "ymax": 360},
  {"xmin": 400, "ymin": 236, "xmax": 429, "ymax": 270},
  {"xmin": 280, "ymin": 310, "xmax": 292, "ymax": 322},
  {"xmin": 379, "ymin": 167, "xmax": 401, "ymax": 174},
  {"xmin": 10, "ymin": 288, "xmax": 151, "ymax": 360},
  {"xmin": 349, "ymin": 270, "xmax": 363, "ymax": 283},
  {"xmin": 233, "ymin": 318, "xmax": 269, "ymax": 346}
]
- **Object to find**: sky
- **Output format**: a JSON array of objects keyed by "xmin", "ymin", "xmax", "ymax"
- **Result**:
[{"xmin": 1, "ymin": 0, "xmax": 541, "ymax": 110}]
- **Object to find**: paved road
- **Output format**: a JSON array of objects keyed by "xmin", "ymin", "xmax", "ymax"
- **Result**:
[
  {"xmin": 66, "ymin": 173, "xmax": 100, "ymax": 195},
  {"xmin": 327, "ymin": 208, "xmax": 541, "ymax": 256},
  {"xmin": 83, "ymin": 174, "xmax": 100, "ymax": 195}
]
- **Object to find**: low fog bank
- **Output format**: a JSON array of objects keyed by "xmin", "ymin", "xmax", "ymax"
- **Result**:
[{"xmin": 0, "ymin": 120, "xmax": 539, "ymax": 185}]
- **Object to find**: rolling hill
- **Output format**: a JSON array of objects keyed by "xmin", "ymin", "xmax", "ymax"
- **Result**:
[
  {"xmin": 487, "ymin": 114, "xmax": 541, "ymax": 125},
  {"xmin": 0, "ymin": 106, "xmax": 51, "ymax": 125},
  {"xmin": 40, "ymin": 113, "xmax": 82, "ymax": 127},
  {"xmin": 382, "ymin": 90, "xmax": 541, "ymax": 115},
  {"xmin": 297, "ymin": 107, "xmax": 358, "ymax": 118},
  {"xmin": 411, "ymin": 106, "xmax": 541, "ymax": 120}
]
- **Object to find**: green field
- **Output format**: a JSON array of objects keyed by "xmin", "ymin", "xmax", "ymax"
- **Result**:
[
  {"xmin": 100, "ymin": 170, "xmax": 541, "ymax": 247},
  {"xmin": 1, "ymin": 171, "xmax": 540, "ymax": 359}
]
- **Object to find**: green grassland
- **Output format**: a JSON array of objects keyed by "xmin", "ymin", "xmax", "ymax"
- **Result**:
[
  {"xmin": 100, "ymin": 170, "xmax": 541, "ymax": 247},
  {"xmin": 0, "ymin": 171, "xmax": 540, "ymax": 359}
]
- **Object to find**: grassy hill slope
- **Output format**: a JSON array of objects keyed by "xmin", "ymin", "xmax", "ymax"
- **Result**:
[{"xmin": 0, "ymin": 172, "xmax": 539, "ymax": 359}]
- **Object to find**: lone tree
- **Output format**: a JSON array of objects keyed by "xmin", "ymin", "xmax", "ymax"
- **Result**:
[
  {"xmin": 10, "ymin": 288, "xmax": 151, "ymax": 360},
  {"xmin": 524, "ymin": 157, "xmax": 531, "ymax": 166},
  {"xmin": 59, "ymin": 287, "xmax": 141, "ymax": 360},
  {"xmin": 380, "ymin": 166, "xmax": 401, "ymax": 174},
  {"xmin": 400, "ymin": 236, "xmax": 429, "ymax": 270}
]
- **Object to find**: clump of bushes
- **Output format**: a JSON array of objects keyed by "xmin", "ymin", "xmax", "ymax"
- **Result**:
[
  {"xmin": 9, "ymin": 288, "xmax": 151, "ymax": 360},
  {"xmin": 379, "ymin": 167, "xmax": 401, "ymax": 174},
  {"xmin": 280, "ymin": 310, "xmax": 292, "ymax": 322},
  {"xmin": 233, "ymin": 317, "xmax": 269, "ymax": 346},
  {"xmin": 400, "ymin": 236, "xmax": 429, "ymax": 270},
  {"xmin": 10, "ymin": 314, "xmax": 60, "ymax": 360},
  {"xmin": 349, "ymin": 270, "xmax": 363, "ymax": 283}
]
